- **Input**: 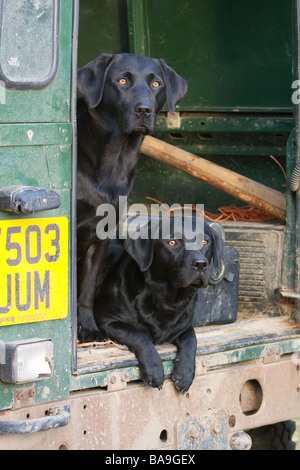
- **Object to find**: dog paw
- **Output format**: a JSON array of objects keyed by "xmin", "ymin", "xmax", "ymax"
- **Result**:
[
  {"xmin": 77, "ymin": 323, "xmax": 106, "ymax": 344},
  {"xmin": 140, "ymin": 359, "xmax": 164, "ymax": 390},
  {"xmin": 172, "ymin": 362, "xmax": 195, "ymax": 394}
]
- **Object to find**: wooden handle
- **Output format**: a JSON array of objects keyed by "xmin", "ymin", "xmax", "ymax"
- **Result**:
[{"xmin": 140, "ymin": 136, "xmax": 286, "ymax": 221}]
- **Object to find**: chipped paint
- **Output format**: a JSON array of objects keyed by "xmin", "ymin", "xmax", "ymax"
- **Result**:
[
  {"xmin": 26, "ymin": 129, "xmax": 34, "ymax": 141},
  {"xmin": 42, "ymin": 386, "xmax": 50, "ymax": 399}
]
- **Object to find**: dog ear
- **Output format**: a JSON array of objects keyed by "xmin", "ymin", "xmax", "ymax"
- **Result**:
[
  {"xmin": 124, "ymin": 236, "xmax": 155, "ymax": 272},
  {"xmin": 77, "ymin": 54, "xmax": 114, "ymax": 109},
  {"xmin": 159, "ymin": 59, "xmax": 188, "ymax": 114},
  {"xmin": 209, "ymin": 225, "xmax": 224, "ymax": 274}
]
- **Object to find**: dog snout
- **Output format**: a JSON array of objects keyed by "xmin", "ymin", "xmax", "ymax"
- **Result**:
[
  {"xmin": 135, "ymin": 103, "xmax": 153, "ymax": 117},
  {"xmin": 192, "ymin": 259, "xmax": 208, "ymax": 271}
]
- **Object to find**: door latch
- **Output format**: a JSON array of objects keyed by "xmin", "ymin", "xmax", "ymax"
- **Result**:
[{"xmin": 0, "ymin": 185, "xmax": 60, "ymax": 214}]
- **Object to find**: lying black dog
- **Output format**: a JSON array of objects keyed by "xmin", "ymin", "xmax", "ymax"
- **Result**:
[
  {"xmin": 76, "ymin": 53, "xmax": 187, "ymax": 342},
  {"xmin": 93, "ymin": 218, "xmax": 224, "ymax": 393}
]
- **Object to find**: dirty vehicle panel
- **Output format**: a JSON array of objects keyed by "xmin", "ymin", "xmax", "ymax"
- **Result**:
[
  {"xmin": 0, "ymin": 0, "xmax": 299, "ymax": 450},
  {"xmin": 0, "ymin": 0, "xmax": 73, "ymax": 410}
]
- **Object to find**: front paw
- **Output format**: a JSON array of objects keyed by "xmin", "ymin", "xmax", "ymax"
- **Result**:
[
  {"xmin": 77, "ymin": 322, "xmax": 106, "ymax": 343},
  {"xmin": 139, "ymin": 355, "xmax": 164, "ymax": 390},
  {"xmin": 77, "ymin": 306, "xmax": 103, "ymax": 343},
  {"xmin": 172, "ymin": 359, "xmax": 195, "ymax": 394}
]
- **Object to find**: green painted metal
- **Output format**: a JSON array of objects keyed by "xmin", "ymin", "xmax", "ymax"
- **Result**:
[
  {"xmin": 0, "ymin": 2, "xmax": 73, "ymax": 123},
  {"xmin": 77, "ymin": 0, "xmax": 295, "ymax": 210},
  {"xmin": 125, "ymin": 0, "xmax": 295, "ymax": 211},
  {"xmin": 0, "ymin": 123, "xmax": 72, "ymax": 147},
  {"xmin": 0, "ymin": 189, "xmax": 72, "ymax": 410},
  {"xmin": 0, "ymin": 1, "xmax": 74, "ymax": 410},
  {"xmin": 127, "ymin": 0, "xmax": 149, "ymax": 56},
  {"xmin": 155, "ymin": 115, "xmax": 294, "ymax": 134},
  {"xmin": 0, "ymin": 144, "xmax": 72, "ymax": 193},
  {"xmin": 282, "ymin": 130, "xmax": 297, "ymax": 291},
  {"xmin": 128, "ymin": 0, "xmax": 293, "ymax": 113},
  {"xmin": 78, "ymin": 0, "xmax": 294, "ymax": 111},
  {"xmin": 71, "ymin": 363, "xmax": 173, "ymax": 392},
  {"xmin": 70, "ymin": 337, "xmax": 300, "ymax": 392},
  {"xmin": 77, "ymin": 0, "xmax": 129, "ymax": 67}
]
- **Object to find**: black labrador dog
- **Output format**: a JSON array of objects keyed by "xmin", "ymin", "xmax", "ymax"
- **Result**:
[
  {"xmin": 93, "ymin": 218, "xmax": 224, "ymax": 393},
  {"xmin": 76, "ymin": 54, "xmax": 187, "ymax": 342}
]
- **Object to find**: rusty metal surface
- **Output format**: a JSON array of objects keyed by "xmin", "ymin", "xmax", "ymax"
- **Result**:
[
  {"xmin": 75, "ymin": 316, "xmax": 300, "ymax": 381},
  {"xmin": 0, "ymin": 353, "xmax": 299, "ymax": 450},
  {"xmin": 176, "ymin": 410, "xmax": 229, "ymax": 450},
  {"xmin": 239, "ymin": 380, "xmax": 263, "ymax": 414}
]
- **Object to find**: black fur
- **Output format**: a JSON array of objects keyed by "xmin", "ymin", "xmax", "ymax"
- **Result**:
[
  {"xmin": 76, "ymin": 53, "xmax": 187, "ymax": 342},
  {"xmin": 93, "ymin": 219, "xmax": 224, "ymax": 393}
]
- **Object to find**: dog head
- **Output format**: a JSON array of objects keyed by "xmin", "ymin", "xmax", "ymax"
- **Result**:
[
  {"xmin": 77, "ymin": 53, "xmax": 187, "ymax": 135},
  {"xmin": 123, "ymin": 218, "xmax": 224, "ymax": 289}
]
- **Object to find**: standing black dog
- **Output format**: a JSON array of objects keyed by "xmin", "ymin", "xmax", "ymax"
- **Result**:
[
  {"xmin": 93, "ymin": 218, "xmax": 224, "ymax": 393},
  {"xmin": 76, "ymin": 54, "xmax": 187, "ymax": 342}
]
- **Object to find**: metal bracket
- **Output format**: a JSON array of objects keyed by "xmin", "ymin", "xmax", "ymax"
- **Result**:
[
  {"xmin": 262, "ymin": 345, "xmax": 282, "ymax": 364},
  {"xmin": 13, "ymin": 386, "xmax": 36, "ymax": 409},
  {"xmin": 176, "ymin": 411, "xmax": 229, "ymax": 450},
  {"xmin": 107, "ymin": 372, "xmax": 129, "ymax": 391},
  {"xmin": 166, "ymin": 112, "xmax": 181, "ymax": 128}
]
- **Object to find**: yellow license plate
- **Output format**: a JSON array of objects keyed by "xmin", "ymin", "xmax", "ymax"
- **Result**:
[{"xmin": 0, "ymin": 217, "xmax": 69, "ymax": 326}]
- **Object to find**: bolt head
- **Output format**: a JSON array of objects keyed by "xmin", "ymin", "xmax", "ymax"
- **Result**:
[
  {"xmin": 211, "ymin": 422, "xmax": 222, "ymax": 435},
  {"xmin": 187, "ymin": 426, "xmax": 199, "ymax": 440}
]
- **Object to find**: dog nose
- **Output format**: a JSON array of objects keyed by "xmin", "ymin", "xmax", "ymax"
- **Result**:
[
  {"xmin": 135, "ymin": 105, "xmax": 152, "ymax": 117},
  {"xmin": 192, "ymin": 259, "xmax": 208, "ymax": 271}
]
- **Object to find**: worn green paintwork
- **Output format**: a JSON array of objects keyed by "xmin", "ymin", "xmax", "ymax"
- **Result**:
[
  {"xmin": 0, "ymin": 3, "xmax": 72, "ymax": 124},
  {"xmin": 71, "ymin": 337, "xmax": 300, "ymax": 392},
  {"xmin": 0, "ymin": 123, "xmax": 72, "ymax": 147},
  {"xmin": 0, "ymin": 143, "xmax": 71, "ymax": 192},
  {"xmin": 0, "ymin": 1, "xmax": 73, "ymax": 410}
]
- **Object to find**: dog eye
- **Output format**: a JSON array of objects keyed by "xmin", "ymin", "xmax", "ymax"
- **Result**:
[
  {"xmin": 203, "ymin": 239, "xmax": 208, "ymax": 245},
  {"xmin": 168, "ymin": 240, "xmax": 176, "ymax": 246},
  {"xmin": 118, "ymin": 78, "xmax": 127, "ymax": 85},
  {"xmin": 152, "ymin": 81, "xmax": 160, "ymax": 88}
]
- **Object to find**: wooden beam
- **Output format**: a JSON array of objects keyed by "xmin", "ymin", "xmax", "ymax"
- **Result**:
[{"xmin": 140, "ymin": 136, "xmax": 286, "ymax": 221}]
